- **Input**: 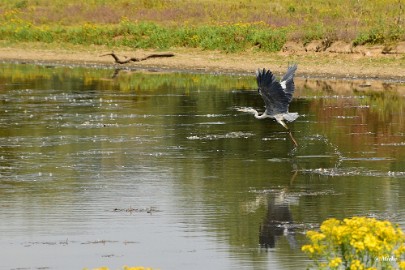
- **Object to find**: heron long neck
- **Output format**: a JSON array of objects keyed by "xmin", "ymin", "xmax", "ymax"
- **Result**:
[{"xmin": 254, "ymin": 110, "xmax": 268, "ymax": 119}]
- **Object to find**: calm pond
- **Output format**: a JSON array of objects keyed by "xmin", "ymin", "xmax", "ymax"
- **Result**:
[{"xmin": 0, "ymin": 63, "xmax": 405, "ymax": 270}]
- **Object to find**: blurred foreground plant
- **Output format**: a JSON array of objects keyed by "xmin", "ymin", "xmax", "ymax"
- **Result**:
[{"xmin": 302, "ymin": 216, "xmax": 405, "ymax": 269}]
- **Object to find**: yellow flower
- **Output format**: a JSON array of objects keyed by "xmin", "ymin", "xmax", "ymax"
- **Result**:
[
  {"xmin": 399, "ymin": 261, "xmax": 405, "ymax": 270},
  {"xmin": 123, "ymin": 267, "xmax": 155, "ymax": 270},
  {"xmin": 352, "ymin": 240, "xmax": 365, "ymax": 251},
  {"xmin": 320, "ymin": 218, "xmax": 341, "ymax": 233},
  {"xmin": 363, "ymin": 234, "xmax": 378, "ymax": 251},
  {"xmin": 398, "ymin": 227, "xmax": 405, "ymax": 237},
  {"xmin": 328, "ymin": 257, "xmax": 342, "ymax": 268},
  {"xmin": 303, "ymin": 217, "xmax": 405, "ymax": 269},
  {"xmin": 395, "ymin": 244, "xmax": 405, "ymax": 258},
  {"xmin": 307, "ymin": 231, "xmax": 326, "ymax": 242},
  {"xmin": 301, "ymin": 244, "xmax": 315, "ymax": 254},
  {"xmin": 350, "ymin": 259, "xmax": 364, "ymax": 270}
]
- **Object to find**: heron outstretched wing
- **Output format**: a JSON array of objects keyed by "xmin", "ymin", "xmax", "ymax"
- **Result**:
[
  {"xmin": 256, "ymin": 68, "xmax": 289, "ymax": 115},
  {"xmin": 280, "ymin": 64, "xmax": 297, "ymax": 103}
]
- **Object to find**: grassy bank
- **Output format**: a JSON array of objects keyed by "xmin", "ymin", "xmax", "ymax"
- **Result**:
[{"xmin": 0, "ymin": 0, "xmax": 404, "ymax": 53}]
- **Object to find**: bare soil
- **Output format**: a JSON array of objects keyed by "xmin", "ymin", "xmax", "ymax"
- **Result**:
[{"xmin": 0, "ymin": 42, "xmax": 404, "ymax": 82}]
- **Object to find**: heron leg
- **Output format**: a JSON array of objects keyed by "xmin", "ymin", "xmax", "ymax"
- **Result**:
[
  {"xmin": 277, "ymin": 120, "xmax": 299, "ymax": 147},
  {"xmin": 288, "ymin": 131, "xmax": 299, "ymax": 147}
]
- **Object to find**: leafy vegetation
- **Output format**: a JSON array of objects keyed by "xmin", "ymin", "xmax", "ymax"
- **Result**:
[
  {"xmin": 0, "ymin": 0, "xmax": 404, "ymax": 52},
  {"xmin": 0, "ymin": 9, "xmax": 287, "ymax": 52},
  {"xmin": 302, "ymin": 217, "xmax": 405, "ymax": 270}
]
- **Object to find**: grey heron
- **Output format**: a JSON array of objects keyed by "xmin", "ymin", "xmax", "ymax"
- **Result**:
[{"xmin": 238, "ymin": 64, "xmax": 299, "ymax": 146}]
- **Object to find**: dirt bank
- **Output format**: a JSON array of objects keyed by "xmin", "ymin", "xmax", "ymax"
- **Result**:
[{"xmin": 0, "ymin": 42, "xmax": 404, "ymax": 82}]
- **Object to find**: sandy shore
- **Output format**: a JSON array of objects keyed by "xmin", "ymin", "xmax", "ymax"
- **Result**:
[{"xmin": 1, "ymin": 44, "xmax": 405, "ymax": 82}]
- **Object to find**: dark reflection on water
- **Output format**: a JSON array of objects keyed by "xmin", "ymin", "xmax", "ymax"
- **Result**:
[
  {"xmin": 0, "ymin": 63, "xmax": 405, "ymax": 270},
  {"xmin": 259, "ymin": 193, "xmax": 297, "ymax": 249}
]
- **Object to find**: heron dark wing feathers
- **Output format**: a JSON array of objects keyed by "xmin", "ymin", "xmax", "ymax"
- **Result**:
[
  {"xmin": 281, "ymin": 64, "xmax": 297, "ymax": 82},
  {"xmin": 281, "ymin": 64, "xmax": 297, "ymax": 103},
  {"xmin": 256, "ymin": 68, "xmax": 272, "ymax": 90},
  {"xmin": 284, "ymin": 80, "xmax": 295, "ymax": 102},
  {"xmin": 256, "ymin": 69, "xmax": 289, "ymax": 115}
]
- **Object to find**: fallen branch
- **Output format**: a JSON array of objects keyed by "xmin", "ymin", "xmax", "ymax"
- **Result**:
[{"xmin": 100, "ymin": 51, "xmax": 174, "ymax": 64}]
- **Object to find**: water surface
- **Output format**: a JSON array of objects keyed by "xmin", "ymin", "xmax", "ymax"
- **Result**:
[{"xmin": 1, "ymin": 64, "xmax": 405, "ymax": 269}]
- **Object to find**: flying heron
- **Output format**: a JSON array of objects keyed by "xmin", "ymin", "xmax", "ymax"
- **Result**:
[{"xmin": 238, "ymin": 64, "xmax": 299, "ymax": 146}]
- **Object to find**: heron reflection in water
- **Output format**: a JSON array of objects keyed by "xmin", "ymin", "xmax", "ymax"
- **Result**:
[
  {"xmin": 259, "ymin": 190, "xmax": 298, "ymax": 249},
  {"xmin": 242, "ymin": 171, "xmax": 299, "ymax": 249},
  {"xmin": 238, "ymin": 65, "xmax": 299, "ymax": 146}
]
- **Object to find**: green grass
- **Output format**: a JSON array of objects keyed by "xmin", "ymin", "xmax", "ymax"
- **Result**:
[{"xmin": 0, "ymin": 0, "xmax": 404, "ymax": 52}]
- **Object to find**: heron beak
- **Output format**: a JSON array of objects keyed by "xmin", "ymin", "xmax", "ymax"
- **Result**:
[
  {"xmin": 277, "ymin": 119, "xmax": 289, "ymax": 130},
  {"xmin": 237, "ymin": 107, "xmax": 252, "ymax": 113}
]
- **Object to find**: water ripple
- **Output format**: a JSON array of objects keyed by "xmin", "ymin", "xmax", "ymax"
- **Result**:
[
  {"xmin": 187, "ymin": 131, "xmax": 254, "ymax": 140},
  {"xmin": 301, "ymin": 167, "xmax": 405, "ymax": 178}
]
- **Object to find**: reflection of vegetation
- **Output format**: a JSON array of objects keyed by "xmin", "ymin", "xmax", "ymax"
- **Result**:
[
  {"xmin": 297, "ymin": 79, "xmax": 405, "ymax": 172},
  {"xmin": 0, "ymin": 63, "xmax": 256, "ymax": 93},
  {"xmin": 302, "ymin": 217, "xmax": 405, "ymax": 270},
  {"xmin": 354, "ymin": 88, "xmax": 404, "ymax": 125}
]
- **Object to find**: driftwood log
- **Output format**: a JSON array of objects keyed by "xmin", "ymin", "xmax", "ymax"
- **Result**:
[{"xmin": 100, "ymin": 51, "xmax": 174, "ymax": 64}]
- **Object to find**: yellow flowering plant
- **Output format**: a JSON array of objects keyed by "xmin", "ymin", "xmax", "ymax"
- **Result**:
[{"xmin": 302, "ymin": 217, "xmax": 405, "ymax": 269}]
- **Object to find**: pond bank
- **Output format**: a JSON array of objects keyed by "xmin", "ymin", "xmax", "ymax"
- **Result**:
[{"xmin": 0, "ymin": 43, "xmax": 404, "ymax": 82}]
